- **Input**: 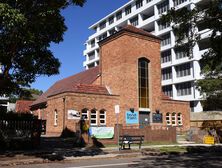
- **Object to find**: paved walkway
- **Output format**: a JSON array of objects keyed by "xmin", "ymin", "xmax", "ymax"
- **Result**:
[{"xmin": 1, "ymin": 143, "xmax": 222, "ymax": 167}]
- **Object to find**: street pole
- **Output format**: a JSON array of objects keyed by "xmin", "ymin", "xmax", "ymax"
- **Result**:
[{"xmin": 116, "ymin": 113, "xmax": 119, "ymax": 151}]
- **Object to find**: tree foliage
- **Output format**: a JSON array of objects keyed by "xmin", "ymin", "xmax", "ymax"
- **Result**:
[
  {"xmin": 161, "ymin": 0, "xmax": 222, "ymax": 109},
  {"xmin": 0, "ymin": 0, "xmax": 86, "ymax": 96}
]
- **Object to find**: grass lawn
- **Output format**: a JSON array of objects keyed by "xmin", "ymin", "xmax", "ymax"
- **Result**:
[
  {"xmin": 104, "ymin": 141, "xmax": 178, "ymax": 148},
  {"xmin": 158, "ymin": 146, "xmax": 187, "ymax": 153}
]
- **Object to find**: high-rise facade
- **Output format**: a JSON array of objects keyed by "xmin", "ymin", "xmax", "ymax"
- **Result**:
[{"xmin": 83, "ymin": 0, "xmax": 210, "ymax": 112}]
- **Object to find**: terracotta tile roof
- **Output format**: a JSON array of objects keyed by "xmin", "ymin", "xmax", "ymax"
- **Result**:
[
  {"xmin": 32, "ymin": 66, "xmax": 101, "ymax": 106},
  {"xmin": 71, "ymin": 84, "xmax": 109, "ymax": 95},
  {"xmin": 121, "ymin": 25, "xmax": 162, "ymax": 40},
  {"xmin": 99, "ymin": 25, "xmax": 161, "ymax": 46},
  {"xmin": 16, "ymin": 100, "xmax": 33, "ymax": 113}
]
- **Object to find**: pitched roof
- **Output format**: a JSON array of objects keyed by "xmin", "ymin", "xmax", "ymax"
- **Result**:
[
  {"xmin": 16, "ymin": 100, "xmax": 33, "ymax": 113},
  {"xmin": 99, "ymin": 25, "xmax": 161, "ymax": 46},
  {"xmin": 121, "ymin": 25, "xmax": 162, "ymax": 40},
  {"xmin": 31, "ymin": 66, "xmax": 101, "ymax": 106}
]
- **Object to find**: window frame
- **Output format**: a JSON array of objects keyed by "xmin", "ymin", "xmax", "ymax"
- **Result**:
[
  {"xmin": 90, "ymin": 109, "xmax": 97, "ymax": 126},
  {"xmin": 166, "ymin": 112, "xmax": 171, "ymax": 126},
  {"xmin": 54, "ymin": 110, "xmax": 58, "ymax": 126},
  {"xmin": 99, "ymin": 110, "xmax": 106, "ymax": 126}
]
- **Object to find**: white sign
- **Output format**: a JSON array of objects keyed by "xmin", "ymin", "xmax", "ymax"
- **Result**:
[
  {"xmin": 115, "ymin": 105, "xmax": 120, "ymax": 114},
  {"xmin": 68, "ymin": 110, "xmax": 80, "ymax": 120}
]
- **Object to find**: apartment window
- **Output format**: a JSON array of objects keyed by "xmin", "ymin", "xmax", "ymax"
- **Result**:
[
  {"xmin": 54, "ymin": 110, "xmax": 58, "ymax": 126},
  {"xmin": 88, "ymin": 63, "xmax": 95, "ymax": 69},
  {"xmin": 81, "ymin": 108, "xmax": 88, "ymax": 120},
  {"xmin": 109, "ymin": 16, "xmax": 114, "ymax": 25},
  {"xmin": 158, "ymin": 20, "xmax": 170, "ymax": 31},
  {"xmin": 157, "ymin": 0, "xmax": 169, "ymax": 14},
  {"xmin": 166, "ymin": 113, "xmax": 171, "ymax": 125},
  {"xmin": 88, "ymin": 52, "xmax": 95, "ymax": 61},
  {"xmin": 173, "ymin": 0, "xmax": 187, "ymax": 6},
  {"xmin": 177, "ymin": 113, "xmax": 183, "ymax": 126},
  {"xmin": 99, "ymin": 21, "xmax": 106, "ymax": 30},
  {"xmin": 136, "ymin": 0, "xmax": 143, "ymax": 9},
  {"xmin": 175, "ymin": 49, "xmax": 188, "ymax": 59},
  {"xmin": 130, "ymin": 16, "xmax": 139, "ymax": 26},
  {"xmin": 162, "ymin": 85, "xmax": 173, "ymax": 97},
  {"xmin": 162, "ymin": 68, "xmax": 172, "ymax": 80},
  {"xmin": 109, "ymin": 28, "xmax": 116, "ymax": 35},
  {"xmin": 116, "ymin": 11, "xmax": 122, "ymax": 20},
  {"xmin": 99, "ymin": 110, "xmax": 106, "ymax": 126},
  {"xmin": 91, "ymin": 40, "xmax": 95, "ymax": 48},
  {"xmin": 161, "ymin": 50, "xmax": 171, "ymax": 63},
  {"xmin": 175, "ymin": 63, "xmax": 191, "ymax": 77},
  {"xmin": 125, "ymin": 5, "xmax": 131, "ymax": 15},
  {"xmin": 90, "ymin": 109, "xmax": 97, "ymax": 126},
  {"xmin": 161, "ymin": 33, "xmax": 171, "ymax": 46},
  {"xmin": 138, "ymin": 58, "xmax": 150, "ymax": 108},
  {"xmin": 176, "ymin": 82, "xmax": 192, "ymax": 96},
  {"xmin": 171, "ymin": 112, "xmax": 177, "ymax": 126},
  {"xmin": 98, "ymin": 32, "xmax": 107, "ymax": 41},
  {"xmin": 146, "ymin": 0, "xmax": 152, "ymax": 3}
]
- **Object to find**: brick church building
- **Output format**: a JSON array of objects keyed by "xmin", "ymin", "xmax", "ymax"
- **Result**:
[{"xmin": 31, "ymin": 25, "xmax": 190, "ymax": 136}]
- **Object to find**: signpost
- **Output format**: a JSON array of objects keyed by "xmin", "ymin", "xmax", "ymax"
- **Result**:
[
  {"xmin": 115, "ymin": 105, "xmax": 120, "ymax": 151},
  {"xmin": 203, "ymin": 135, "xmax": 215, "ymax": 144}
]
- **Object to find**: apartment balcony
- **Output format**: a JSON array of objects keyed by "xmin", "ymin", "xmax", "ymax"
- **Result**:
[
  {"xmin": 162, "ymin": 79, "xmax": 173, "ymax": 86},
  {"xmin": 161, "ymin": 61, "xmax": 172, "ymax": 69},
  {"xmin": 83, "ymin": 44, "xmax": 99, "ymax": 56},
  {"xmin": 173, "ymin": 75, "xmax": 194, "ymax": 85}
]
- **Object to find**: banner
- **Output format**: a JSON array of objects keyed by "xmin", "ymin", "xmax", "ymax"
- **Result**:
[{"xmin": 89, "ymin": 127, "xmax": 114, "ymax": 139}]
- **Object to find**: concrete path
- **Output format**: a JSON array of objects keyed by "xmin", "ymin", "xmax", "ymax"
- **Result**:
[{"xmin": 1, "ymin": 143, "xmax": 222, "ymax": 167}]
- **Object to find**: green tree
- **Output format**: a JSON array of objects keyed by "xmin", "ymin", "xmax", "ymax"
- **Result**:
[
  {"xmin": 0, "ymin": 0, "xmax": 86, "ymax": 96},
  {"xmin": 161, "ymin": 0, "xmax": 222, "ymax": 110}
]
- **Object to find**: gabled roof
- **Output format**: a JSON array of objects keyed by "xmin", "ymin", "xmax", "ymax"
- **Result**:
[
  {"xmin": 99, "ymin": 25, "xmax": 161, "ymax": 46},
  {"xmin": 16, "ymin": 100, "xmax": 33, "ymax": 113},
  {"xmin": 121, "ymin": 25, "xmax": 162, "ymax": 40},
  {"xmin": 31, "ymin": 66, "xmax": 101, "ymax": 106}
]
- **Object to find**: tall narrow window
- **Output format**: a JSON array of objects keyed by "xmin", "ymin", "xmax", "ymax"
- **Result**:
[
  {"xmin": 99, "ymin": 110, "xmax": 106, "ymax": 126},
  {"xmin": 90, "ymin": 109, "xmax": 97, "ymax": 126},
  {"xmin": 81, "ymin": 108, "xmax": 89, "ymax": 120},
  {"xmin": 138, "ymin": 58, "xmax": 149, "ymax": 108},
  {"xmin": 172, "ymin": 112, "xmax": 177, "ymax": 126},
  {"xmin": 54, "ymin": 110, "xmax": 58, "ymax": 126},
  {"xmin": 166, "ymin": 112, "xmax": 171, "ymax": 126},
  {"xmin": 177, "ymin": 113, "xmax": 183, "ymax": 126}
]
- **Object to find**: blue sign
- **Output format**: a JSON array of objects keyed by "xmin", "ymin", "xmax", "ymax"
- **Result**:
[{"xmin": 126, "ymin": 111, "xmax": 139, "ymax": 124}]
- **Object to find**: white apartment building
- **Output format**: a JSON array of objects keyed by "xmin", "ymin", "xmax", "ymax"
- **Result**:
[{"xmin": 83, "ymin": 0, "xmax": 211, "ymax": 112}]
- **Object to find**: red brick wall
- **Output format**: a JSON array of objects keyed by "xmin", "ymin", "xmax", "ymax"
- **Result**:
[
  {"xmin": 100, "ymin": 33, "xmax": 162, "ymax": 125},
  {"xmin": 94, "ymin": 124, "xmax": 176, "ymax": 145},
  {"xmin": 45, "ymin": 93, "xmax": 119, "ymax": 136},
  {"xmin": 161, "ymin": 100, "xmax": 190, "ymax": 131}
]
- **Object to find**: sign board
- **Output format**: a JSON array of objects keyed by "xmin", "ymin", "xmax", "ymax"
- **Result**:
[
  {"xmin": 89, "ymin": 127, "xmax": 114, "ymax": 139},
  {"xmin": 152, "ymin": 113, "xmax": 163, "ymax": 123},
  {"xmin": 115, "ymin": 105, "xmax": 120, "ymax": 114},
  {"xmin": 126, "ymin": 111, "xmax": 139, "ymax": 124},
  {"xmin": 67, "ymin": 110, "xmax": 80, "ymax": 120},
  {"xmin": 203, "ymin": 135, "xmax": 215, "ymax": 144}
]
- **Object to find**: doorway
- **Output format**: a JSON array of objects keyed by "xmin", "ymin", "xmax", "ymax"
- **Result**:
[{"xmin": 139, "ymin": 111, "xmax": 150, "ymax": 129}]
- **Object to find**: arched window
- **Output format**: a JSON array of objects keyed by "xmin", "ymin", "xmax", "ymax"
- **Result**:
[
  {"xmin": 81, "ymin": 108, "xmax": 89, "ymax": 120},
  {"xmin": 166, "ymin": 112, "xmax": 171, "ymax": 126},
  {"xmin": 99, "ymin": 109, "xmax": 106, "ymax": 126},
  {"xmin": 90, "ymin": 109, "xmax": 97, "ymax": 126},
  {"xmin": 54, "ymin": 109, "xmax": 58, "ymax": 126},
  {"xmin": 177, "ymin": 113, "xmax": 183, "ymax": 126},
  {"xmin": 138, "ymin": 58, "xmax": 150, "ymax": 108},
  {"xmin": 172, "ymin": 112, "xmax": 177, "ymax": 126}
]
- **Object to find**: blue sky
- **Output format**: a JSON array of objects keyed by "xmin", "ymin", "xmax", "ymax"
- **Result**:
[{"xmin": 31, "ymin": 0, "xmax": 129, "ymax": 92}]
